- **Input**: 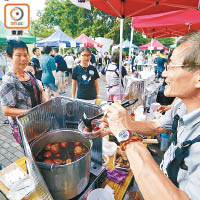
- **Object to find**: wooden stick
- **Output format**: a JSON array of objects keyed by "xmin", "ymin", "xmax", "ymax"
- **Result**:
[{"xmin": 143, "ymin": 139, "xmax": 158, "ymax": 144}]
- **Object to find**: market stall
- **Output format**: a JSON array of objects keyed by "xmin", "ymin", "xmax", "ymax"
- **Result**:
[{"xmin": 0, "ymin": 97, "xmax": 134, "ymax": 200}]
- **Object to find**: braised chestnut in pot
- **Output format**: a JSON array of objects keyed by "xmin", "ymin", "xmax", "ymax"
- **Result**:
[
  {"xmin": 36, "ymin": 141, "xmax": 88, "ymax": 165},
  {"xmin": 74, "ymin": 146, "xmax": 83, "ymax": 155},
  {"xmin": 60, "ymin": 142, "xmax": 68, "ymax": 148},
  {"xmin": 74, "ymin": 141, "xmax": 81, "ymax": 146},
  {"xmin": 45, "ymin": 144, "xmax": 51, "ymax": 150},
  {"xmin": 55, "ymin": 153, "xmax": 61, "ymax": 157},
  {"xmin": 44, "ymin": 151, "xmax": 52, "ymax": 158},
  {"xmin": 44, "ymin": 159, "xmax": 52, "ymax": 164},
  {"xmin": 66, "ymin": 158, "xmax": 72, "ymax": 164},
  {"xmin": 51, "ymin": 144, "xmax": 60, "ymax": 153}
]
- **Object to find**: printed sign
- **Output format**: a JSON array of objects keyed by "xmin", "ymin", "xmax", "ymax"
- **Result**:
[{"xmin": 4, "ymin": 3, "xmax": 30, "ymax": 29}]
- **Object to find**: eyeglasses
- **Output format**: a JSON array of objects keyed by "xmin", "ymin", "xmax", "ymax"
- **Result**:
[
  {"xmin": 81, "ymin": 54, "xmax": 91, "ymax": 57},
  {"xmin": 165, "ymin": 64, "xmax": 184, "ymax": 71},
  {"xmin": 166, "ymin": 64, "xmax": 200, "ymax": 71}
]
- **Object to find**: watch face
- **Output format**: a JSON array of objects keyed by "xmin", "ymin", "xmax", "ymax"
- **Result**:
[{"xmin": 119, "ymin": 130, "xmax": 129, "ymax": 141}]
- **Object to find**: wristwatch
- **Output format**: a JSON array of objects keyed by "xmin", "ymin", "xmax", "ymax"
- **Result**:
[{"xmin": 116, "ymin": 130, "xmax": 132, "ymax": 142}]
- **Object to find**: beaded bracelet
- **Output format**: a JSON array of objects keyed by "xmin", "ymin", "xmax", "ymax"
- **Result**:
[{"xmin": 120, "ymin": 136, "xmax": 143, "ymax": 151}]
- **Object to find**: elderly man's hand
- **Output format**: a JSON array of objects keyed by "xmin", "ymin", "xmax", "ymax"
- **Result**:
[
  {"xmin": 99, "ymin": 118, "xmax": 112, "ymax": 137},
  {"xmin": 104, "ymin": 102, "xmax": 131, "ymax": 137}
]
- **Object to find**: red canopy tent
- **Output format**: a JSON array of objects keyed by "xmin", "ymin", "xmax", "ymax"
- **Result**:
[
  {"xmin": 132, "ymin": 9, "xmax": 200, "ymax": 38},
  {"xmin": 90, "ymin": 0, "xmax": 200, "ymax": 18},
  {"xmin": 139, "ymin": 39, "xmax": 167, "ymax": 50},
  {"xmin": 75, "ymin": 33, "xmax": 103, "ymax": 47}
]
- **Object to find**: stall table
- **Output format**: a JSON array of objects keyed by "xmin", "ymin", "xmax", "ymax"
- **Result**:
[
  {"xmin": 102, "ymin": 155, "xmax": 134, "ymax": 200},
  {"xmin": 0, "ymin": 156, "xmax": 133, "ymax": 200}
]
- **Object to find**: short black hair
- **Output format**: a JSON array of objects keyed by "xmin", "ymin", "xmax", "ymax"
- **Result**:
[
  {"xmin": 54, "ymin": 48, "xmax": 59, "ymax": 53},
  {"xmin": 6, "ymin": 40, "xmax": 28, "ymax": 58},
  {"xmin": 32, "ymin": 47, "xmax": 39, "ymax": 54},
  {"xmin": 78, "ymin": 47, "xmax": 91, "ymax": 55},
  {"xmin": 160, "ymin": 49, "xmax": 164, "ymax": 54},
  {"xmin": 43, "ymin": 46, "xmax": 52, "ymax": 54},
  {"xmin": 111, "ymin": 50, "xmax": 125, "ymax": 64}
]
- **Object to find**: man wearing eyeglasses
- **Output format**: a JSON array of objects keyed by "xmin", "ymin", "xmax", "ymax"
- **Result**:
[{"xmin": 100, "ymin": 31, "xmax": 200, "ymax": 199}]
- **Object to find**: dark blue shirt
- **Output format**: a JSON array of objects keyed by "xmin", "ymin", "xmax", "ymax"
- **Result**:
[
  {"xmin": 155, "ymin": 56, "xmax": 167, "ymax": 71},
  {"xmin": 72, "ymin": 65, "xmax": 99, "ymax": 100},
  {"xmin": 54, "ymin": 55, "xmax": 67, "ymax": 72}
]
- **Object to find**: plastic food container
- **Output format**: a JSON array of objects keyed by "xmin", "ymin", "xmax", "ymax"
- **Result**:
[
  {"xmin": 102, "ymin": 138, "xmax": 117, "ymax": 156},
  {"xmin": 78, "ymin": 119, "xmax": 101, "ymax": 139},
  {"xmin": 114, "ymin": 147, "xmax": 130, "ymax": 171},
  {"xmin": 87, "ymin": 188, "xmax": 115, "ymax": 200},
  {"xmin": 102, "ymin": 153, "xmax": 109, "ymax": 166}
]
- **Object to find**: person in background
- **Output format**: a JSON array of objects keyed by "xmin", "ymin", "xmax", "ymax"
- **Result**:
[
  {"xmin": 40, "ymin": 46, "xmax": 59, "ymax": 99},
  {"xmin": 154, "ymin": 49, "xmax": 168, "ymax": 82},
  {"xmin": 0, "ymin": 40, "xmax": 48, "ymax": 144},
  {"xmin": 74, "ymin": 53, "xmax": 80, "ymax": 66},
  {"xmin": 72, "ymin": 47, "xmax": 100, "ymax": 104},
  {"xmin": 100, "ymin": 50, "xmax": 127, "ymax": 101},
  {"xmin": 64, "ymin": 51, "xmax": 74, "ymax": 84},
  {"xmin": 103, "ymin": 52, "xmax": 110, "ymax": 67},
  {"xmin": 100, "ymin": 30, "xmax": 200, "ymax": 200},
  {"xmin": 52, "ymin": 48, "xmax": 67, "ymax": 94},
  {"xmin": 25, "ymin": 62, "xmax": 44, "ymax": 89},
  {"xmin": 131, "ymin": 52, "xmax": 137, "ymax": 73},
  {"xmin": 96, "ymin": 51, "xmax": 103, "ymax": 71},
  {"xmin": 0, "ymin": 67, "xmax": 2, "ymax": 84},
  {"xmin": 90, "ymin": 50, "xmax": 97, "ymax": 67},
  {"xmin": 31, "ymin": 47, "xmax": 42, "ymax": 81},
  {"xmin": 134, "ymin": 51, "xmax": 146, "ymax": 71},
  {"xmin": 0, "ymin": 51, "xmax": 7, "ymax": 75}
]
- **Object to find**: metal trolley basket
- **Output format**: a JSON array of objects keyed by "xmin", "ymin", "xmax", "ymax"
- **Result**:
[{"xmin": 17, "ymin": 97, "xmax": 102, "ymax": 199}]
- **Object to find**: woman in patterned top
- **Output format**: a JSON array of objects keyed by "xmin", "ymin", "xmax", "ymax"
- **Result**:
[{"xmin": 0, "ymin": 40, "xmax": 48, "ymax": 144}]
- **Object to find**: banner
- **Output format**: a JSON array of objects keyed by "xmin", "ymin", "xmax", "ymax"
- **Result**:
[{"xmin": 69, "ymin": 0, "xmax": 91, "ymax": 10}]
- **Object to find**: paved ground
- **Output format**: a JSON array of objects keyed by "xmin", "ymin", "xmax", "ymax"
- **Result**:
[{"xmin": 0, "ymin": 79, "xmax": 108, "ymax": 168}]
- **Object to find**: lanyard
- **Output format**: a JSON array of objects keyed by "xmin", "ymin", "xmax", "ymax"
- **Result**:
[{"xmin": 25, "ymin": 71, "xmax": 39, "ymax": 105}]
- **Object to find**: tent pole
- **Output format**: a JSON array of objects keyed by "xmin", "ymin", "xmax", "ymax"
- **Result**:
[
  {"xmin": 150, "ymin": 38, "xmax": 154, "ymax": 50},
  {"xmin": 128, "ymin": 27, "xmax": 134, "ymax": 72},
  {"xmin": 119, "ymin": 18, "xmax": 124, "ymax": 100}
]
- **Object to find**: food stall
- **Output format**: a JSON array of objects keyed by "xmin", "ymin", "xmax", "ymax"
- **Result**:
[{"xmin": 0, "ymin": 97, "xmax": 134, "ymax": 200}]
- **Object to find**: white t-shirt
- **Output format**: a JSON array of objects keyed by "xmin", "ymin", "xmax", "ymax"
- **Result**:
[{"xmin": 64, "ymin": 56, "xmax": 74, "ymax": 69}]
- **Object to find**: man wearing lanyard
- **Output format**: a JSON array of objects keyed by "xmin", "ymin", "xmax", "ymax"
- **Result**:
[{"xmin": 100, "ymin": 31, "xmax": 200, "ymax": 199}]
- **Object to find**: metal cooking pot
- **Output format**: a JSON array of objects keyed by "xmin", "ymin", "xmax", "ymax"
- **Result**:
[{"xmin": 31, "ymin": 129, "xmax": 92, "ymax": 200}]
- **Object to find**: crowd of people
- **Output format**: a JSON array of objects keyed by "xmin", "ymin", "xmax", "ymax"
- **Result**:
[{"xmin": 0, "ymin": 39, "xmax": 172, "ymax": 147}]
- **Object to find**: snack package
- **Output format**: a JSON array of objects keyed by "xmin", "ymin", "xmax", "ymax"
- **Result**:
[
  {"xmin": 114, "ymin": 147, "xmax": 130, "ymax": 171},
  {"xmin": 0, "ymin": 163, "xmax": 36, "ymax": 200}
]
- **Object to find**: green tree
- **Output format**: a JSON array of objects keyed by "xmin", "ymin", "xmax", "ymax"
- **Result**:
[{"xmin": 28, "ymin": 0, "xmax": 175, "ymax": 47}]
